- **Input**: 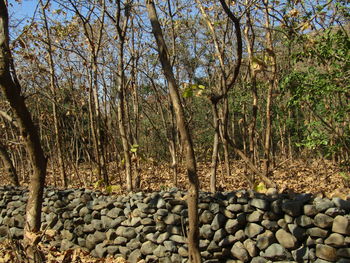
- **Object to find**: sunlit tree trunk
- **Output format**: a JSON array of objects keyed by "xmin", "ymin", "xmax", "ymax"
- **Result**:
[
  {"xmin": 0, "ymin": 2, "xmax": 47, "ymax": 259},
  {"xmin": 146, "ymin": 1, "xmax": 201, "ymax": 261}
]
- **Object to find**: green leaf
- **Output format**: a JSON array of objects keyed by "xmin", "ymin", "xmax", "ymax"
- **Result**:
[
  {"xmin": 106, "ymin": 184, "xmax": 121, "ymax": 194},
  {"xmin": 182, "ymin": 87, "xmax": 194, "ymax": 98}
]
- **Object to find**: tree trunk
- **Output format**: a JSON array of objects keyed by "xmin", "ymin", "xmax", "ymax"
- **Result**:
[
  {"xmin": 146, "ymin": 1, "xmax": 201, "ymax": 262},
  {"xmin": 263, "ymin": 0, "xmax": 277, "ymax": 178},
  {"xmin": 40, "ymin": 0, "xmax": 67, "ymax": 187},
  {"xmin": 210, "ymin": 101, "xmax": 219, "ymax": 193},
  {"xmin": 0, "ymin": 142, "xmax": 19, "ymax": 186},
  {"xmin": 0, "ymin": 1, "xmax": 47, "ymax": 258},
  {"xmin": 117, "ymin": 43, "xmax": 133, "ymax": 192}
]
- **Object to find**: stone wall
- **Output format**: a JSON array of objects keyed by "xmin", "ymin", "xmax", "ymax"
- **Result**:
[{"xmin": 0, "ymin": 186, "xmax": 350, "ymax": 263}]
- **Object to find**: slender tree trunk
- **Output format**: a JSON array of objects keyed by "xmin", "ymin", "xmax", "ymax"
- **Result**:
[
  {"xmin": 146, "ymin": 1, "xmax": 201, "ymax": 262},
  {"xmin": 243, "ymin": 9, "xmax": 258, "ymax": 165},
  {"xmin": 0, "ymin": 142, "xmax": 19, "ymax": 186},
  {"xmin": 0, "ymin": 2, "xmax": 47, "ymax": 258},
  {"xmin": 92, "ymin": 60, "xmax": 108, "ymax": 185},
  {"xmin": 263, "ymin": 0, "xmax": 277, "ymax": 177},
  {"xmin": 210, "ymin": 101, "xmax": 219, "ymax": 193},
  {"xmin": 40, "ymin": 0, "xmax": 67, "ymax": 187},
  {"xmin": 117, "ymin": 42, "xmax": 133, "ymax": 192},
  {"xmin": 220, "ymin": 97, "xmax": 231, "ymax": 178}
]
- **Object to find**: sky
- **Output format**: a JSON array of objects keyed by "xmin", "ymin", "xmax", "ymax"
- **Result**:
[{"xmin": 8, "ymin": 0, "xmax": 39, "ymax": 21}]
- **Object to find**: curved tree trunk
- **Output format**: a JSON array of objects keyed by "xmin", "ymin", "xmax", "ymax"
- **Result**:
[
  {"xmin": 146, "ymin": 1, "xmax": 201, "ymax": 262},
  {"xmin": 0, "ymin": 2, "xmax": 47, "ymax": 259}
]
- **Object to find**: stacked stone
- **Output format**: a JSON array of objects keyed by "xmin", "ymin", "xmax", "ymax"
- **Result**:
[{"xmin": 0, "ymin": 185, "xmax": 349, "ymax": 263}]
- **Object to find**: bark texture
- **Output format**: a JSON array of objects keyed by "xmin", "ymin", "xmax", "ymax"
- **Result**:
[
  {"xmin": 0, "ymin": 0, "xmax": 47, "ymax": 255},
  {"xmin": 146, "ymin": 1, "xmax": 201, "ymax": 262}
]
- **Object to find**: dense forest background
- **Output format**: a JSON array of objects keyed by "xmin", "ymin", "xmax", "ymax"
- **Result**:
[{"xmin": 1, "ymin": 0, "xmax": 349, "ymax": 194}]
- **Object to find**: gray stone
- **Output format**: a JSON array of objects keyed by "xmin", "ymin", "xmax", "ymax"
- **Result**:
[
  {"xmin": 225, "ymin": 219, "xmax": 240, "ymax": 234},
  {"xmin": 337, "ymin": 248, "xmax": 350, "ymax": 258},
  {"xmin": 234, "ymin": 229, "xmax": 246, "ymax": 241},
  {"xmin": 263, "ymin": 243, "xmax": 291, "ymax": 260},
  {"xmin": 271, "ymin": 200, "xmax": 283, "ymax": 214},
  {"xmin": 170, "ymin": 254, "xmax": 182, "ymax": 263},
  {"xmin": 218, "ymin": 235, "xmax": 236, "ymax": 247},
  {"xmin": 140, "ymin": 241, "xmax": 157, "ymax": 255},
  {"xmin": 200, "ymin": 210, "xmax": 215, "ymax": 224},
  {"xmin": 332, "ymin": 197, "xmax": 350, "ymax": 211},
  {"xmin": 107, "ymin": 245, "xmax": 119, "ymax": 255},
  {"xmin": 127, "ymin": 239, "xmax": 141, "ymax": 250},
  {"xmin": 0, "ymin": 226, "xmax": 7, "ymax": 237},
  {"xmin": 316, "ymin": 244, "xmax": 337, "ymax": 261},
  {"xmin": 304, "ymin": 204, "xmax": 318, "ymax": 216},
  {"xmin": 91, "ymin": 219, "xmax": 103, "ymax": 231},
  {"xmin": 170, "ymin": 234, "xmax": 186, "ymax": 244},
  {"xmin": 209, "ymin": 202, "xmax": 220, "ymax": 214},
  {"xmin": 314, "ymin": 213, "xmax": 334, "ymax": 228},
  {"xmin": 250, "ymin": 198, "xmax": 269, "ymax": 210},
  {"xmin": 296, "ymin": 215, "xmax": 313, "ymax": 227},
  {"xmin": 292, "ymin": 246, "xmax": 309, "ymax": 262},
  {"xmin": 61, "ymin": 229, "xmax": 74, "ymax": 241},
  {"xmin": 325, "ymin": 233, "xmax": 344, "ymax": 247},
  {"xmin": 243, "ymin": 239, "xmax": 257, "ymax": 257},
  {"xmin": 164, "ymin": 213, "xmax": 181, "ymax": 225},
  {"xmin": 114, "ymin": 236, "xmax": 128, "ymax": 245},
  {"xmin": 106, "ymin": 229, "xmax": 117, "ymax": 240},
  {"xmin": 231, "ymin": 241, "xmax": 249, "ymax": 262},
  {"xmin": 200, "ymin": 224, "xmax": 214, "ymax": 239},
  {"xmin": 282, "ymin": 200, "xmax": 303, "ymax": 217},
  {"xmin": 315, "ymin": 199, "xmax": 334, "ymax": 212},
  {"xmin": 60, "ymin": 239, "xmax": 75, "ymax": 251},
  {"xmin": 119, "ymin": 246, "xmax": 131, "ymax": 257},
  {"xmin": 154, "ymin": 245, "xmax": 169, "ymax": 258},
  {"xmin": 251, "ymin": 257, "xmax": 268, "ymax": 263},
  {"xmin": 261, "ymin": 220, "xmax": 279, "ymax": 231},
  {"xmin": 140, "ymin": 217, "xmax": 154, "ymax": 225},
  {"xmin": 325, "ymin": 207, "xmax": 345, "ymax": 217},
  {"xmin": 332, "ymin": 215, "xmax": 350, "ymax": 235},
  {"xmin": 128, "ymin": 249, "xmax": 142, "ymax": 263},
  {"xmin": 213, "ymin": 228, "xmax": 227, "ymax": 242},
  {"xmin": 247, "ymin": 211, "xmax": 264, "ymax": 222},
  {"xmin": 9, "ymin": 227, "xmax": 23, "ymax": 239},
  {"xmin": 157, "ymin": 232, "xmax": 170, "ymax": 244},
  {"xmin": 276, "ymin": 229, "xmax": 297, "ymax": 249},
  {"xmin": 245, "ymin": 223, "xmax": 264, "ymax": 238},
  {"xmin": 211, "ymin": 213, "xmax": 226, "ymax": 231},
  {"xmin": 143, "ymin": 225, "xmax": 156, "ymax": 234},
  {"xmin": 288, "ymin": 224, "xmax": 306, "ymax": 241},
  {"xmin": 306, "ymin": 227, "xmax": 329, "ymax": 238},
  {"xmin": 178, "ymin": 246, "xmax": 188, "ymax": 257},
  {"xmin": 166, "ymin": 225, "xmax": 182, "ymax": 235},
  {"xmin": 164, "ymin": 240, "xmax": 177, "ymax": 252},
  {"xmin": 227, "ymin": 204, "xmax": 243, "ymax": 212},
  {"xmin": 207, "ymin": 240, "xmax": 220, "ymax": 253},
  {"xmin": 121, "ymin": 227, "xmax": 137, "ymax": 239},
  {"xmin": 256, "ymin": 230, "xmax": 275, "ymax": 250},
  {"xmin": 199, "ymin": 239, "xmax": 210, "ymax": 250},
  {"xmin": 95, "ymin": 243, "xmax": 107, "ymax": 258}
]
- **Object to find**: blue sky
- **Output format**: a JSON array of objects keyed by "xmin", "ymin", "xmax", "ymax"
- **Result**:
[{"xmin": 8, "ymin": 0, "xmax": 38, "ymax": 20}]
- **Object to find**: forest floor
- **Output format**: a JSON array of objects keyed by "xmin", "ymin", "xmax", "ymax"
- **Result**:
[
  {"xmin": 0, "ymin": 158, "xmax": 349, "ymax": 262},
  {"xmin": 40, "ymin": 158, "xmax": 350, "ymax": 199}
]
